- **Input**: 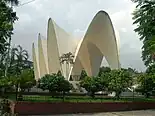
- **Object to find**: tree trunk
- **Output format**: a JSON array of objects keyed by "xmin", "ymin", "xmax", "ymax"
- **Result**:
[
  {"xmin": 1, "ymin": 88, "xmax": 5, "ymax": 97},
  {"xmin": 115, "ymin": 91, "xmax": 121, "ymax": 100},
  {"xmin": 91, "ymin": 92, "xmax": 95, "ymax": 99},
  {"xmin": 28, "ymin": 88, "xmax": 30, "ymax": 92},
  {"xmin": 15, "ymin": 84, "xmax": 18, "ymax": 101},
  {"xmin": 145, "ymin": 92, "xmax": 150, "ymax": 98},
  {"xmin": 62, "ymin": 91, "xmax": 65, "ymax": 102}
]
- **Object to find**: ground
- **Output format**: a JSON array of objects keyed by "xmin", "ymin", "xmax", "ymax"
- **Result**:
[{"xmin": 53, "ymin": 110, "xmax": 155, "ymax": 116}]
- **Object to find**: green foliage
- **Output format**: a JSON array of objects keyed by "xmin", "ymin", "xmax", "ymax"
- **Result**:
[
  {"xmin": 79, "ymin": 69, "xmax": 87, "ymax": 80},
  {"xmin": 9, "ymin": 45, "xmax": 29, "ymax": 75},
  {"xmin": 16, "ymin": 95, "xmax": 155, "ymax": 103},
  {"xmin": 0, "ymin": 98, "xmax": 11, "ymax": 115},
  {"xmin": 57, "ymin": 70, "xmax": 62, "ymax": 76},
  {"xmin": 80, "ymin": 69, "xmax": 134, "ymax": 99},
  {"xmin": 98, "ymin": 66, "xmax": 111, "ymax": 77},
  {"xmin": 0, "ymin": 77, "xmax": 12, "ymax": 88},
  {"xmin": 80, "ymin": 76, "xmax": 105, "ymax": 98},
  {"xmin": 0, "ymin": 0, "xmax": 19, "ymax": 78},
  {"xmin": 136, "ymin": 73, "xmax": 155, "ymax": 98},
  {"xmin": 18, "ymin": 69, "xmax": 35, "ymax": 92},
  {"xmin": 146, "ymin": 64, "xmax": 155, "ymax": 74},
  {"xmin": 59, "ymin": 52, "xmax": 74, "ymax": 78},
  {"xmin": 38, "ymin": 74, "xmax": 72, "ymax": 95},
  {"xmin": 132, "ymin": 0, "xmax": 155, "ymax": 66},
  {"xmin": 57, "ymin": 77, "xmax": 73, "ymax": 94},
  {"xmin": 107, "ymin": 70, "xmax": 133, "ymax": 99},
  {"xmin": 38, "ymin": 74, "xmax": 58, "ymax": 92},
  {"xmin": 0, "ymin": 76, "xmax": 14, "ymax": 95},
  {"xmin": 100, "ymin": 71, "xmax": 111, "ymax": 87},
  {"xmin": 0, "ymin": 69, "xmax": 35, "ymax": 100},
  {"xmin": 0, "ymin": 0, "xmax": 18, "ymax": 54},
  {"xmin": 0, "ymin": 45, "xmax": 30, "ymax": 80},
  {"xmin": 59, "ymin": 52, "xmax": 74, "ymax": 64},
  {"xmin": 38, "ymin": 74, "xmax": 56, "ymax": 91}
]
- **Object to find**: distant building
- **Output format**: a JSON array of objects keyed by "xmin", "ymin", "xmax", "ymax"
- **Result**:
[{"xmin": 32, "ymin": 10, "xmax": 120, "ymax": 81}]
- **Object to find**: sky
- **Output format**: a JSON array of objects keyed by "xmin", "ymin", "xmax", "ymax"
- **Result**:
[{"xmin": 12, "ymin": 0, "xmax": 146, "ymax": 71}]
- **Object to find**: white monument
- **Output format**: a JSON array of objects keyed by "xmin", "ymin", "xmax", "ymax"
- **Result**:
[{"xmin": 32, "ymin": 10, "xmax": 120, "ymax": 81}]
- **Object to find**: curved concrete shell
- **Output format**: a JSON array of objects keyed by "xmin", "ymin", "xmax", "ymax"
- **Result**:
[
  {"xmin": 71, "ymin": 11, "xmax": 120, "ymax": 79},
  {"xmin": 32, "ymin": 43, "xmax": 40, "ymax": 81},
  {"xmin": 32, "ymin": 10, "xmax": 120, "ymax": 80},
  {"xmin": 38, "ymin": 34, "xmax": 49, "ymax": 78},
  {"xmin": 47, "ymin": 18, "xmax": 78, "ymax": 76},
  {"xmin": 47, "ymin": 18, "xmax": 61, "ymax": 74}
]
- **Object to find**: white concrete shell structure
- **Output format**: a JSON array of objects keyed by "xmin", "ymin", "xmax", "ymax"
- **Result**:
[
  {"xmin": 38, "ymin": 34, "xmax": 49, "ymax": 77},
  {"xmin": 32, "ymin": 43, "xmax": 40, "ymax": 81},
  {"xmin": 32, "ymin": 10, "xmax": 120, "ymax": 81}
]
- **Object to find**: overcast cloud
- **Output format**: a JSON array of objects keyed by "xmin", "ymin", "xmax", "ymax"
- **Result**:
[{"xmin": 12, "ymin": 0, "xmax": 146, "ymax": 71}]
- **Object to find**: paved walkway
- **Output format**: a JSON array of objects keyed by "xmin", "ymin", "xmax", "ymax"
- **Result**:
[{"xmin": 53, "ymin": 110, "xmax": 155, "ymax": 116}]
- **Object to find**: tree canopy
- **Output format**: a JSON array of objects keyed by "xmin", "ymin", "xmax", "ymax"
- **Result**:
[
  {"xmin": 80, "ymin": 76, "xmax": 106, "ymax": 98},
  {"xmin": 132, "ymin": 0, "xmax": 155, "ymax": 66},
  {"xmin": 136, "ymin": 73, "xmax": 155, "ymax": 97},
  {"xmin": 98, "ymin": 66, "xmax": 111, "ymax": 77},
  {"xmin": 79, "ymin": 69, "xmax": 87, "ymax": 80},
  {"xmin": 107, "ymin": 69, "xmax": 133, "ymax": 99},
  {"xmin": 0, "ymin": 0, "xmax": 18, "ymax": 54},
  {"xmin": 38, "ymin": 73, "xmax": 72, "ymax": 95},
  {"xmin": 18, "ymin": 69, "xmax": 35, "ymax": 92}
]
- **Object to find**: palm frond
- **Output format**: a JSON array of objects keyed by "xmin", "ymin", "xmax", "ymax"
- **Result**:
[{"xmin": 4, "ymin": 0, "xmax": 19, "ymax": 6}]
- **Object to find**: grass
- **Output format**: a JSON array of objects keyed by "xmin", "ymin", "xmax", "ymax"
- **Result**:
[{"xmin": 6, "ymin": 94, "xmax": 155, "ymax": 103}]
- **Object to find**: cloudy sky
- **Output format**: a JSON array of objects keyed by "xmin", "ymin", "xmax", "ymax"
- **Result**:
[{"xmin": 12, "ymin": 0, "xmax": 146, "ymax": 71}]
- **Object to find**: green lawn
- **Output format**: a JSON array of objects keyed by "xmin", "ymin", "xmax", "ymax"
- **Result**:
[{"xmin": 7, "ymin": 94, "xmax": 155, "ymax": 103}]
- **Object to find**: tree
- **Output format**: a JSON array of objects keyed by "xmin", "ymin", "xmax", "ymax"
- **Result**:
[
  {"xmin": 146, "ymin": 64, "xmax": 155, "ymax": 74},
  {"xmin": 13, "ymin": 69, "xmax": 35, "ymax": 101},
  {"xmin": 19, "ymin": 69, "xmax": 35, "ymax": 92},
  {"xmin": 132, "ymin": 0, "xmax": 155, "ymax": 66},
  {"xmin": 0, "ymin": 49, "xmax": 8, "ymax": 77},
  {"xmin": 98, "ymin": 66, "xmax": 111, "ymax": 77},
  {"xmin": 0, "ymin": 98, "xmax": 12, "ymax": 115},
  {"xmin": 57, "ymin": 70, "xmax": 62, "ymax": 76},
  {"xmin": 108, "ymin": 69, "xmax": 133, "ymax": 99},
  {"xmin": 0, "ymin": 76, "xmax": 13, "ymax": 96},
  {"xmin": 79, "ymin": 69, "xmax": 87, "ymax": 80},
  {"xmin": 0, "ymin": 0, "xmax": 19, "ymax": 78},
  {"xmin": 9, "ymin": 45, "xmax": 29, "ymax": 75},
  {"xmin": 38, "ymin": 74, "xmax": 57, "ymax": 92},
  {"xmin": 136, "ymin": 73, "xmax": 155, "ymax": 98},
  {"xmin": 38, "ymin": 73, "xmax": 72, "ymax": 100},
  {"xmin": 5, "ymin": 0, "xmax": 19, "ymax": 5},
  {"xmin": 80, "ymin": 76, "xmax": 105, "ymax": 98},
  {"xmin": 0, "ymin": 0, "xmax": 18, "ymax": 77},
  {"xmin": 100, "ymin": 71, "xmax": 111, "ymax": 89},
  {"xmin": 57, "ymin": 76, "xmax": 73, "ymax": 101},
  {"xmin": 59, "ymin": 52, "xmax": 74, "ymax": 78},
  {"xmin": 127, "ymin": 67, "xmax": 137, "ymax": 73},
  {"xmin": 7, "ymin": 45, "xmax": 30, "ymax": 100},
  {"xmin": 4, "ymin": 70, "xmax": 35, "ymax": 101},
  {"xmin": 0, "ymin": 0, "xmax": 18, "ymax": 54}
]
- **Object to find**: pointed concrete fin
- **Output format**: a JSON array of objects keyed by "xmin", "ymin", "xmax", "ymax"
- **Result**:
[
  {"xmin": 38, "ymin": 33, "xmax": 48, "ymax": 77},
  {"xmin": 71, "ymin": 10, "xmax": 120, "ymax": 77},
  {"xmin": 32, "ymin": 43, "xmax": 40, "ymax": 81},
  {"xmin": 47, "ymin": 18, "xmax": 61, "ymax": 74}
]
